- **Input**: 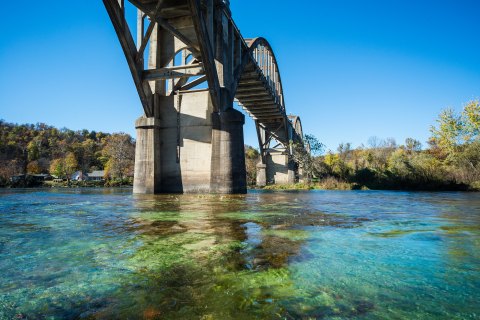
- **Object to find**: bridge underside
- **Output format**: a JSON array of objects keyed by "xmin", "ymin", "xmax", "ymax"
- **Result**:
[{"xmin": 103, "ymin": 0, "xmax": 306, "ymax": 193}]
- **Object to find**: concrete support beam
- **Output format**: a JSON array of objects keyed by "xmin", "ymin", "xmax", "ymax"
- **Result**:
[
  {"xmin": 210, "ymin": 108, "xmax": 247, "ymax": 193},
  {"xmin": 133, "ymin": 117, "xmax": 161, "ymax": 194},
  {"xmin": 256, "ymin": 163, "xmax": 267, "ymax": 187},
  {"xmin": 266, "ymin": 150, "xmax": 297, "ymax": 185},
  {"xmin": 157, "ymin": 91, "xmax": 214, "ymax": 193},
  {"xmin": 133, "ymin": 92, "xmax": 247, "ymax": 194},
  {"xmin": 287, "ymin": 161, "xmax": 296, "ymax": 184}
]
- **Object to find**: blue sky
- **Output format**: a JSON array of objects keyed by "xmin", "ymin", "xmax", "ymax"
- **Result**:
[{"xmin": 1, "ymin": 1, "xmax": 479, "ymax": 151}]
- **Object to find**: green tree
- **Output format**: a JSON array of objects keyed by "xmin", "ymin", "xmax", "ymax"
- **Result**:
[
  {"xmin": 304, "ymin": 134, "xmax": 324, "ymax": 156},
  {"xmin": 454, "ymin": 140, "xmax": 480, "ymax": 183},
  {"xmin": 49, "ymin": 158, "xmax": 65, "ymax": 178},
  {"xmin": 291, "ymin": 134, "xmax": 324, "ymax": 181},
  {"xmin": 245, "ymin": 145, "xmax": 259, "ymax": 185},
  {"xmin": 387, "ymin": 149, "xmax": 411, "ymax": 178},
  {"xmin": 27, "ymin": 140, "xmax": 40, "ymax": 161},
  {"xmin": 405, "ymin": 138, "xmax": 422, "ymax": 153},
  {"xmin": 461, "ymin": 99, "xmax": 480, "ymax": 142},
  {"xmin": 410, "ymin": 153, "xmax": 444, "ymax": 183},
  {"xmin": 430, "ymin": 108, "xmax": 463, "ymax": 157}
]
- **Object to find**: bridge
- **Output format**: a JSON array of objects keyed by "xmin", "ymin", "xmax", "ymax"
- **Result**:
[{"xmin": 103, "ymin": 0, "xmax": 306, "ymax": 193}]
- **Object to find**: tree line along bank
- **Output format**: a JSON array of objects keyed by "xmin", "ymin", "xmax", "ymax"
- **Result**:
[
  {"xmin": 273, "ymin": 100, "xmax": 480, "ymax": 191},
  {"xmin": 1, "ymin": 99, "xmax": 479, "ymax": 190}
]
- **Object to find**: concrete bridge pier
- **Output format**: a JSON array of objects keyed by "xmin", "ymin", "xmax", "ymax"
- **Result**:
[
  {"xmin": 133, "ymin": 117, "xmax": 161, "ymax": 194},
  {"xmin": 256, "ymin": 163, "xmax": 267, "ymax": 187},
  {"xmin": 210, "ymin": 109, "xmax": 247, "ymax": 193},
  {"xmin": 263, "ymin": 150, "xmax": 297, "ymax": 185},
  {"xmin": 255, "ymin": 151, "xmax": 297, "ymax": 187},
  {"xmin": 133, "ymin": 91, "xmax": 246, "ymax": 194},
  {"xmin": 131, "ymin": 14, "xmax": 246, "ymax": 194}
]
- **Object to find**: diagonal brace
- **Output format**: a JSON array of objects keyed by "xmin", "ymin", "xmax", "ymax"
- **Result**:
[{"xmin": 103, "ymin": 0, "xmax": 154, "ymax": 116}]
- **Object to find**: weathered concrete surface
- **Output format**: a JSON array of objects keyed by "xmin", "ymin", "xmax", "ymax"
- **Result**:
[
  {"xmin": 256, "ymin": 163, "xmax": 267, "ymax": 187},
  {"xmin": 134, "ymin": 90, "xmax": 246, "ymax": 194},
  {"xmin": 298, "ymin": 167, "xmax": 306, "ymax": 184},
  {"xmin": 133, "ymin": 117, "xmax": 161, "ymax": 194},
  {"xmin": 158, "ymin": 90, "xmax": 214, "ymax": 193},
  {"xmin": 210, "ymin": 108, "xmax": 247, "ymax": 193},
  {"xmin": 266, "ymin": 150, "xmax": 296, "ymax": 185}
]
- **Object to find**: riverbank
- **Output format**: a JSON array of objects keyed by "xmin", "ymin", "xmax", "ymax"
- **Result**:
[
  {"xmin": 45, "ymin": 180, "xmax": 133, "ymax": 188},
  {"xmin": 260, "ymin": 177, "xmax": 480, "ymax": 192},
  {"xmin": 2, "ymin": 180, "xmax": 478, "ymax": 192},
  {"xmin": 1, "ymin": 179, "xmax": 133, "ymax": 189}
]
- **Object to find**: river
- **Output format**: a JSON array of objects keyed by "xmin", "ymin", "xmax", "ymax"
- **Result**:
[{"xmin": 0, "ymin": 189, "xmax": 479, "ymax": 319}]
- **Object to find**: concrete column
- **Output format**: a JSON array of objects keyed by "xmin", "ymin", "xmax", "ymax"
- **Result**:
[
  {"xmin": 157, "ymin": 91, "xmax": 213, "ymax": 193},
  {"xmin": 133, "ymin": 116, "xmax": 161, "ymax": 194},
  {"xmin": 266, "ymin": 151, "xmax": 298, "ymax": 185},
  {"xmin": 256, "ymin": 163, "xmax": 267, "ymax": 187},
  {"xmin": 298, "ymin": 166, "xmax": 305, "ymax": 183},
  {"xmin": 287, "ymin": 161, "xmax": 296, "ymax": 184},
  {"xmin": 211, "ymin": 109, "xmax": 247, "ymax": 193}
]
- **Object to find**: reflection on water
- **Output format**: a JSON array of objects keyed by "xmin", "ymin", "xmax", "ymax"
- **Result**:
[{"xmin": 0, "ymin": 189, "xmax": 479, "ymax": 319}]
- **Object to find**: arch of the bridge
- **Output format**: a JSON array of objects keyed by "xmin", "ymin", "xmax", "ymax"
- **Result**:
[
  {"xmin": 288, "ymin": 115, "xmax": 304, "ymax": 143},
  {"xmin": 234, "ymin": 37, "xmax": 286, "ymax": 113},
  {"xmin": 232, "ymin": 37, "xmax": 306, "ymax": 161}
]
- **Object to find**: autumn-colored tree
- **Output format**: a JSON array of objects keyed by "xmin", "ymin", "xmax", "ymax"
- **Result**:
[
  {"xmin": 64, "ymin": 152, "xmax": 78, "ymax": 179},
  {"xmin": 27, "ymin": 140, "xmax": 39, "ymax": 162},
  {"xmin": 48, "ymin": 153, "xmax": 77, "ymax": 179},
  {"xmin": 49, "ymin": 158, "xmax": 65, "ymax": 178},
  {"xmin": 245, "ymin": 145, "xmax": 259, "ymax": 185},
  {"xmin": 80, "ymin": 139, "xmax": 98, "ymax": 171},
  {"xmin": 27, "ymin": 161, "xmax": 42, "ymax": 174},
  {"xmin": 454, "ymin": 140, "xmax": 480, "ymax": 183},
  {"xmin": 103, "ymin": 133, "xmax": 135, "ymax": 179}
]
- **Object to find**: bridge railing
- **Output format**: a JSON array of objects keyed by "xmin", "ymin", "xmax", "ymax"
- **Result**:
[{"xmin": 247, "ymin": 39, "xmax": 286, "ymax": 114}]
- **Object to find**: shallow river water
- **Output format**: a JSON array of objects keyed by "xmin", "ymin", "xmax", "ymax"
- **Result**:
[{"xmin": 0, "ymin": 189, "xmax": 479, "ymax": 319}]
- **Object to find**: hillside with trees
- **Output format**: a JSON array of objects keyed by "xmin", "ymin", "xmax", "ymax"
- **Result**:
[{"xmin": 0, "ymin": 121, "xmax": 135, "ymax": 187}]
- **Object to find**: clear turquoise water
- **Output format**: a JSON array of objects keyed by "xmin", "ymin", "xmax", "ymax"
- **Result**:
[{"xmin": 0, "ymin": 189, "xmax": 479, "ymax": 319}]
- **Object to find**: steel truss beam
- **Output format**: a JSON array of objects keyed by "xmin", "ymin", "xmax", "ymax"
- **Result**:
[
  {"xmin": 143, "ymin": 64, "xmax": 204, "ymax": 81},
  {"xmin": 103, "ymin": 0, "xmax": 154, "ymax": 116}
]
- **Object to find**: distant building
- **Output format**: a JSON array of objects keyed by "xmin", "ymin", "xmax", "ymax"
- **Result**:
[
  {"xmin": 87, "ymin": 170, "xmax": 105, "ymax": 181},
  {"xmin": 71, "ymin": 171, "xmax": 86, "ymax": 181},
  {"xmin": 10, "ymin": 174, "xmax": 26, "ymax": 183}
]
